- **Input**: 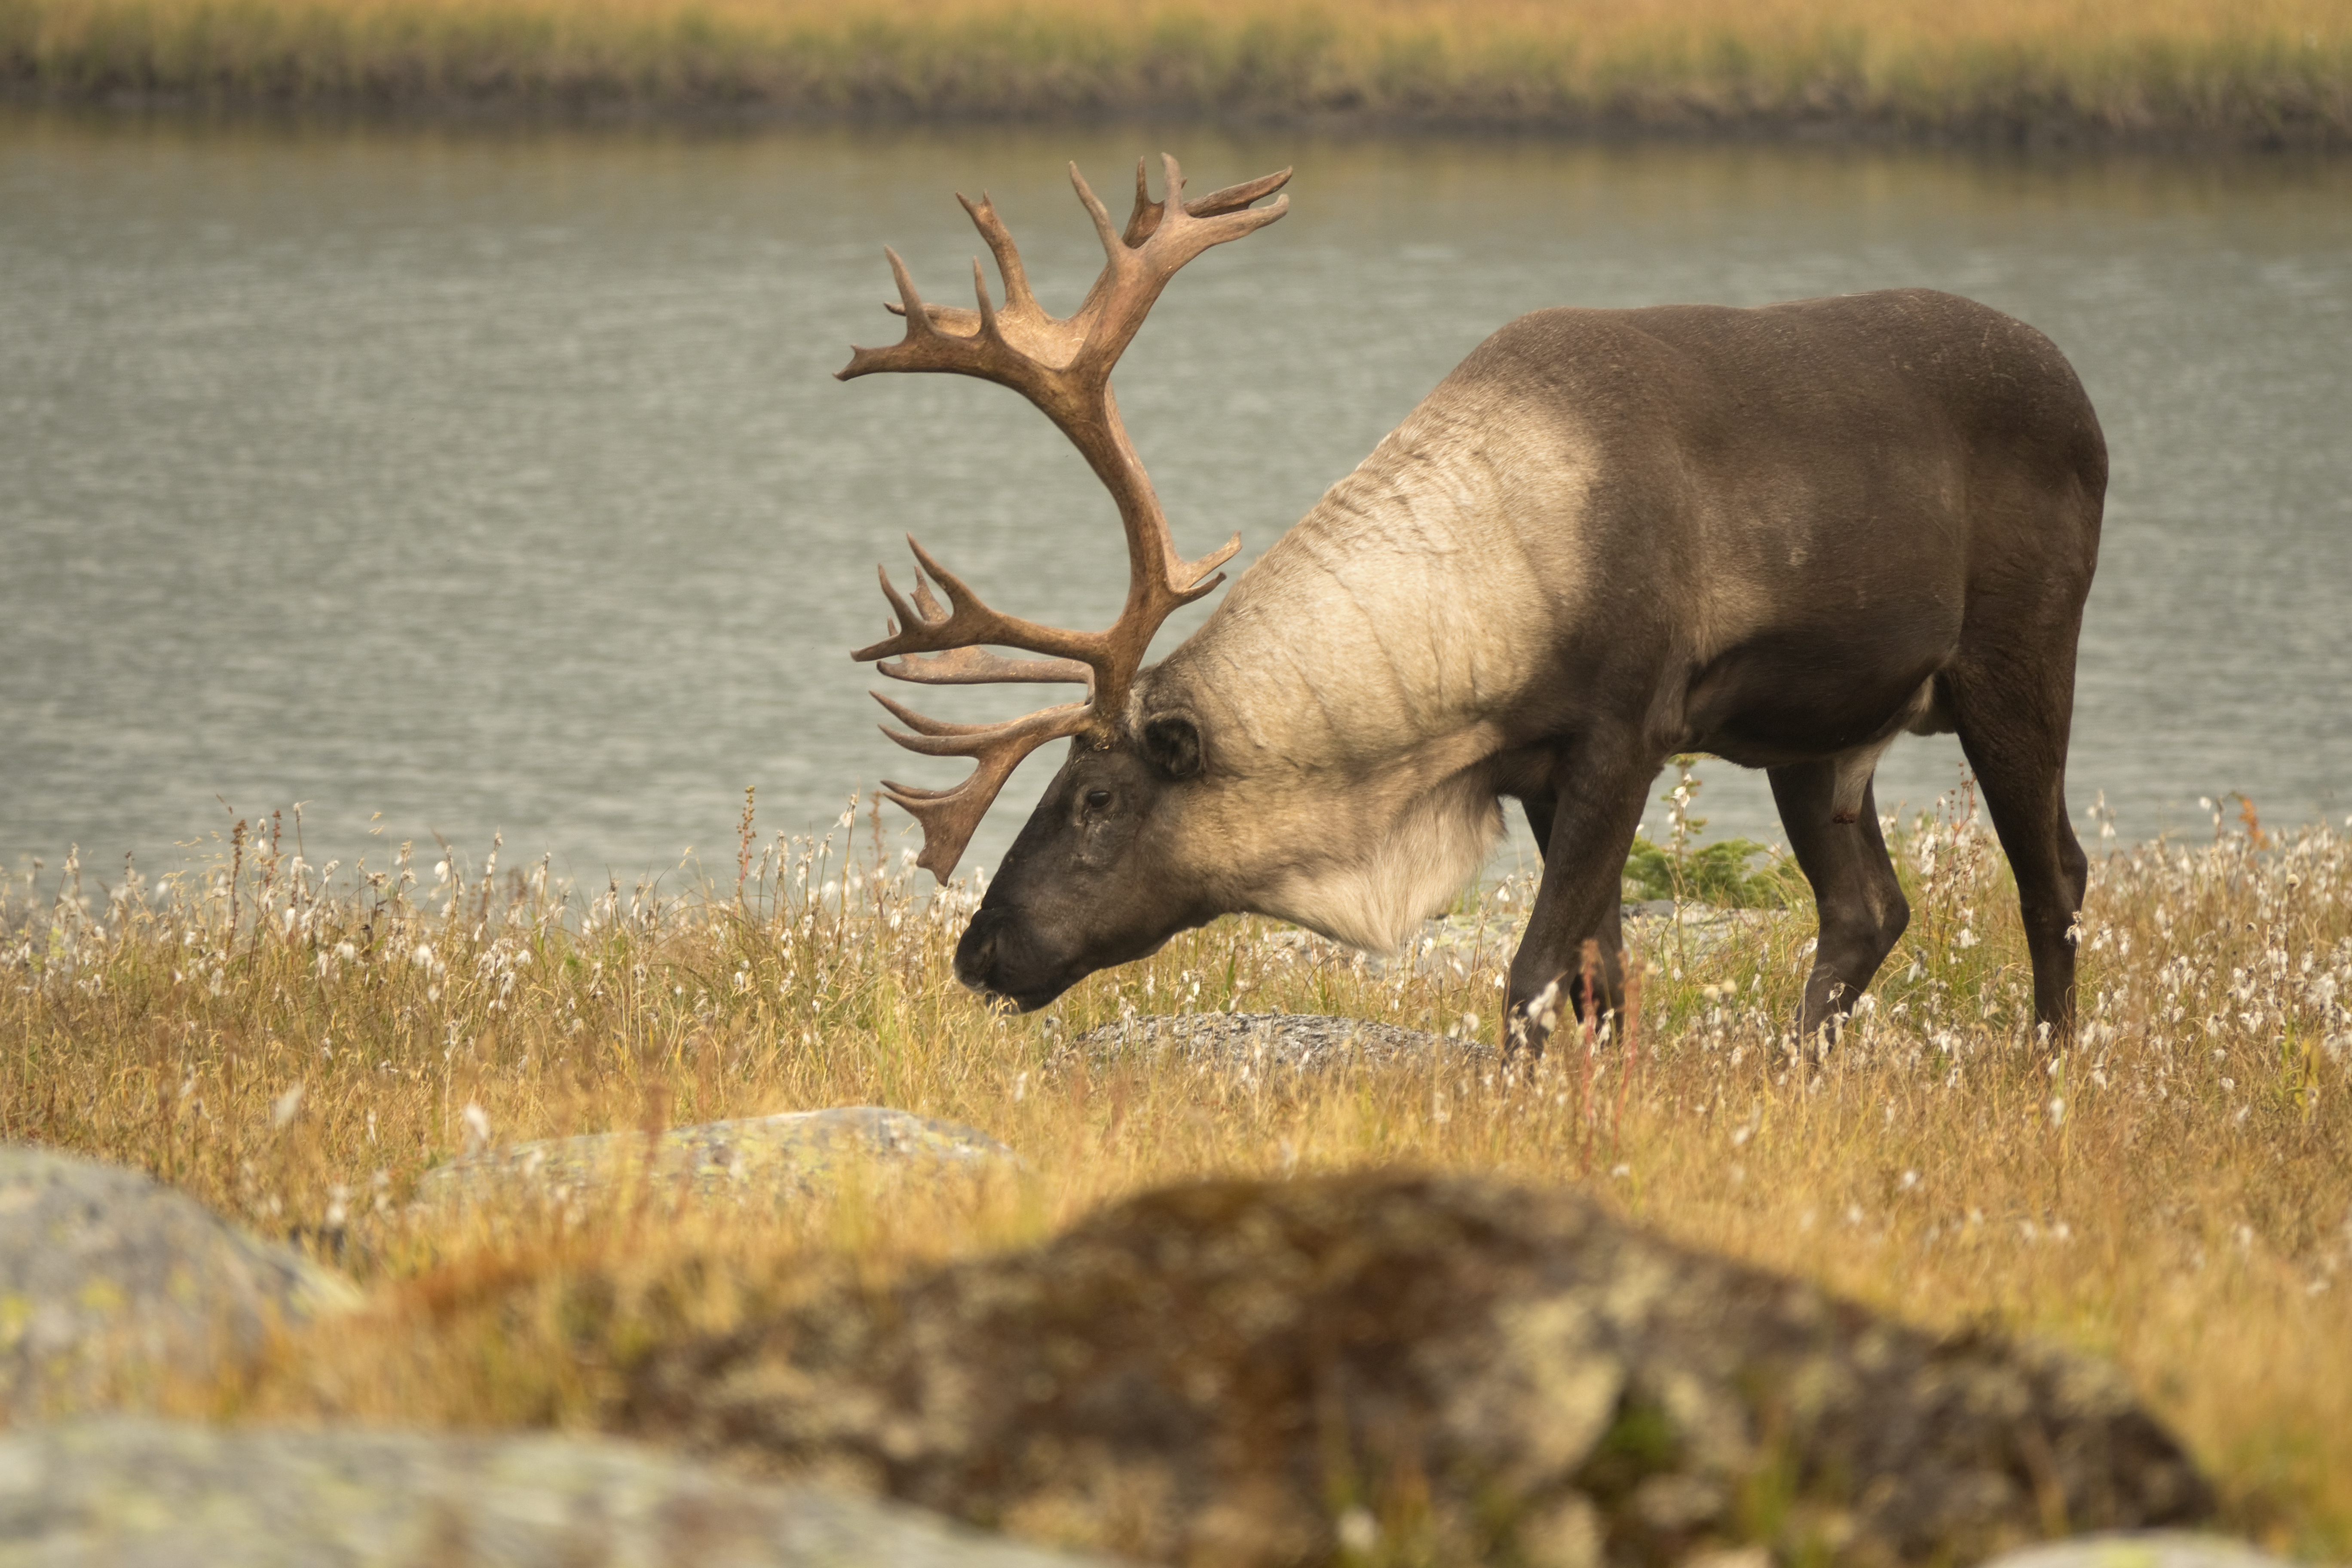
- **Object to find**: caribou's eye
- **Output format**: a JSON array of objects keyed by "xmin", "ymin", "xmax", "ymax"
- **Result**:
[{"xmin": 1084, "ymin": 788, "xmax": 1113, "ymax": 810}]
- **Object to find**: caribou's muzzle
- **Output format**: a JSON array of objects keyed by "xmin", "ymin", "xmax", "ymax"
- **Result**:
[{"xmin": 953, "ymin": 907, "xmax": 1081, "ymax": 1013}]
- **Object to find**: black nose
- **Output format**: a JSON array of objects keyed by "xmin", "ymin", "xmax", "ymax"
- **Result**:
[{"xmin": 953, "ymin": 910, "xmax": 1004, "ymax": 993}]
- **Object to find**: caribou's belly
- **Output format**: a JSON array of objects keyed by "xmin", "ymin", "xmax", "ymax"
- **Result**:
[{"xmin": 1680, "ymin": 605, "xmax": 1958, "ymax": 771}]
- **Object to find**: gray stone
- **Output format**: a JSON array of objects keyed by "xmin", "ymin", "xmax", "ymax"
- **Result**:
[
  {"xmin": 1059, "ymin": 1011, "xmax": 1487, "ymax": 1077},
  {"xmin": 624, "ymin": 1172, "xmax": 2213, "ymax": 1568},
  {"xmin": 415, "ymin": 1107, "xmax": 1018, "ymax": 1220},
  {"xmin": 0, "ymin": 1418, "xmax": 1131, "ymax": 1567},
  {"xmin": 1620, "ymin": 901, "xmax": 1771, "ymax": 966},
  {"xmin": 1980, "ymin": 1535, "xmax": 2307, "ymax": 1568},
  {"xmin": 0, "ymin": 1144, "xmax": 360, "ymax": 1421}
]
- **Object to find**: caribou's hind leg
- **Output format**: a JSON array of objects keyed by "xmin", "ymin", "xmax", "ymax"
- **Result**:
[
  {"xmin": 1770, "ymin": 760, "xmax": 1909, "ymax": 1045},
  {"xmin": 1945, "ymin": 655, "xmax": 2090, "ymax": 1043}
]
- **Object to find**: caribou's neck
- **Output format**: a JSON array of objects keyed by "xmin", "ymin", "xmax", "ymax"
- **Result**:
[{"xmin": 1144, "ymin": 385, "xmax": 1592, "ymax": 952}]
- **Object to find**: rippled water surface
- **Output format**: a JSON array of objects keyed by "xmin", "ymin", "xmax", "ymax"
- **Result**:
[{"xmin": 4, "ymin": 111, "xmax": 2349, "ymax": 889}]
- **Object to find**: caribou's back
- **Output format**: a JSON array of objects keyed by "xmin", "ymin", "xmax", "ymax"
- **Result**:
[{"xmin": 1171, "ymin": 287, "xmax": 2105, "ymax": 773}]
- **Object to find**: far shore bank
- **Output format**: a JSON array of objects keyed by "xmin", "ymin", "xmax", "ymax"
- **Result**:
[{"xmin": 4, "ymin": 0, "xmax": 2347, "ymax": 150}]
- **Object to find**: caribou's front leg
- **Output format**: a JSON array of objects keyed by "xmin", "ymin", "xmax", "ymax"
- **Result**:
[{"xmin": 1505, "ymin": 744, "xmax": 1656, "ymax": 1056}]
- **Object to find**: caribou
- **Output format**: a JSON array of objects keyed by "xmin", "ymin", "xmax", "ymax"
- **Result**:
[{"xmin": 840, "ymin": 156, "xmax": 2104, "ymax": 1054}]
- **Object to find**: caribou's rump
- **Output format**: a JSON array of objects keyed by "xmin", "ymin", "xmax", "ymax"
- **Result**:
[{"xmin": 1446, "ymin": 287, "xmax": 2105, "ymax": 765}]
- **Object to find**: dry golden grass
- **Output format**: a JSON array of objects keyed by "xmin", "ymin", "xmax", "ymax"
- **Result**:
[
  {"xmin": 6, "ymin": 786, "xmax": 2350, "ymax": 1558},
  {"xmin": 1, "ymin": 0, "xmax": 2346, "ymax": 140}
]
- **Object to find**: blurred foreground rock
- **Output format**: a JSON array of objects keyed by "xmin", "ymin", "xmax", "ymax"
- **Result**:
[
  {"xmin": 1059, "ymin": 1012, "xmax": 1484, "ymax": 1077},
  {"xmin": 0, "ymin": 1417, "xmax": 1129, "ymax": 1567},
  {"xmin": 624, "ymin": 1171, "xmax": 2212, "ymax": 1568},
  {"xmin": 1980, "ymin": 1536, "xmax": 2300, "ymax": 1568},
  {"xmin": 0, "ymin": 1144, "xmax": 359, "ymax": 1421},
  {"xmin": 416, "ymin": 1107, "xmax": 1017, "ymax": 1219}
]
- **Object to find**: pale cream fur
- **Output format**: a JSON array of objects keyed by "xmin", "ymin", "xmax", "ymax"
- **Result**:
[
  {"xmin": 1136, "ymin": 377, "xmax": 1594, "ymax": 955},
  {"xmin": 1259, "ymin": 765, "xmax": 1507, "ymax": 954}
]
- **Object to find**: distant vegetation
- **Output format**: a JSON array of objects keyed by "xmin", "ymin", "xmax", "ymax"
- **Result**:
[
  {"xmin": 2, "ymin": 0, "xmax": 2346, "ymax": 143},
  {"xmin": 5, "ymin": 790, "xmax": 2349, "ymax": 1553},
  {"xmin": 1621, "ymin": 833, "xmax": 1795, "ymax": 908},
  {"xmin": 1621, "ymin": 756, "xmax": 1808, "ymax": 910}
]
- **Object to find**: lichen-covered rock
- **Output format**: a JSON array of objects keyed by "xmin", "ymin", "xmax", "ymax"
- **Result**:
[
  {"xmin": 622, "ymin": 1172, "xmax": 2213, "ymax": 1568},
  {"xmin": 415, "ymin": 1107, "xmax": 1017, "ymax": 1220},
  {"xmin": 1058, "ymin": 1013, "xmax": 1485, "ymax": 1077},
  {"xmin": 0, "ymin": 1144, "xmax": 360, "ymax": 1421},
  {"xmin": 1979, "ymin": 1536, "xmax": 2297, "ymax": 1568},
  {"xmin": 0, "ymin": 1418, "xmax": 1131, "ymax": 1567}
]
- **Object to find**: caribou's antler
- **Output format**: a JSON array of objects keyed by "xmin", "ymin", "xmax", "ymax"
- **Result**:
[{"xmin": 841, "ymin": 154, "xmax": 1291, "ymax": 880}]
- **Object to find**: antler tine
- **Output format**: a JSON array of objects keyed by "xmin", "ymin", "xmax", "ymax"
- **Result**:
[
  {"xmin": 1171, "ymin": 530, "xmax": 1245, "ymax": 600},
  {"xmin": 1185, "ymin": 165, "xmax": 1294, "ymax": 219},
  {"xmin": 873, "ymin": 784, "xmax": 991, "ymax": 882},
  {"xmin": 1067, "ymin": 159, "xmax": 1130, "ymax": 275},
  {"xmin": 872, "ymin": 689, "xmax": 1087, "ymax": 750},
  {"xmin": 880, "ymin": 263, "xmax": 990, "ymax": 337},
  {"xmin": 863, "ymin": 561, "xmax": 928, "ymax": 645},
  {"xmin": 878, "ymin": 646, "xmax": 1093, "ymax": 688},
  {"xmin": 971, "ymin": 257, "xmax": 998, "ymax": 339},
  {"xmin": 1121, "ymin": 158, "xmax": 1294, "ymax": 247},
  {"xmin": 957, "ymin": 191, "xmax": 1043, "ymax": 323},
  {"xmin": 910, "ymin": 565, "xmax": 945, "ymax": 624},
  {"xmin": 1118, "ymin": 156, "xmax": 1172, "ymax": 247},
  {"xmin": 870, "ymin": 692, "xmax": 1093, "ymax": 879},
  {"xmin": 880, "ymin": 248, "xmax": 940, "ymax": 345},
  {"xmin": 850, "ymin": 538, "xmax": 1098, "ymax": 667}
]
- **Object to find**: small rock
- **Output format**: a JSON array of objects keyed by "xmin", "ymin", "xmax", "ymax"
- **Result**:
[
  {"xmin": 0, "ymin": 1144, "xmax": 359, "ymax": 1421},
  {"xmin": 1058, "ymin": 1011, "xmax": 1487, "ymax": 1077},
  {"xmin": 623, "ymin": 1171, "xmax": 2213, "ymax": 1567},
  {"xmin": 415, "ymin": 1107, "xmax": 1018, "ymax": 1219},
  {"xmin": 0, "ymin": 1417, "xmax": 1131, "ymax": 1566}
]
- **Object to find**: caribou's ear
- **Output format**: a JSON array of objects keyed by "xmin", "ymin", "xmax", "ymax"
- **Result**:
[{"xmin": 1141, "ymin": 714, "xmax": 1203, "ymax": 780}]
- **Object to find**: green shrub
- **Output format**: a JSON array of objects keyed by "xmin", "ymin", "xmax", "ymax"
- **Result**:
[{"xmin": 1621, "ymin": 833, "xmax": 1800, "ymax": 909}]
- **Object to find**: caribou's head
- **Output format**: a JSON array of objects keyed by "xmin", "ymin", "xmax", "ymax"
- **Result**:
[
  {"xmin": 839, "ymin": 155, "xmax": 1291, "ymax": 1011},
  {"xmin": 951, "ymin": 712, "xmax": 1225, "ymax": 1010}
]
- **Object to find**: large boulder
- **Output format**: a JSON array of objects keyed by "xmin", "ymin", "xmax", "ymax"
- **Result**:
[
  {"xmin": 622, "ymin": 1172, "xmax": 2212, "ymax": 1568},
  {"xmin": 415, "ymin": 1107, "xmax": 1017, "ymax": 1221},
  {"xmin": 0, "ymin": 1418, "xmax": 1131, "ymax": 1567},
  {"xmin": 0, "ymin": 1144, "xmax": 359, "ymax": 1421}
]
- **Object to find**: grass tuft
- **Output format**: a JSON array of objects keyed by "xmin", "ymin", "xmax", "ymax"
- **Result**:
[
  {"xmin": 0, "ymin": 0, "xmax": 2346, "ymax": 143},
  {"xmin": 5, "ymin": 785, "xmax": 2350, "ymax": 1555}
]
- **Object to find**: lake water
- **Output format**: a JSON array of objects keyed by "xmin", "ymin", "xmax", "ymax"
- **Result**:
[{"xmin": 3, "ymin": 110, "xmax": 2349, "ymax": 894}]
